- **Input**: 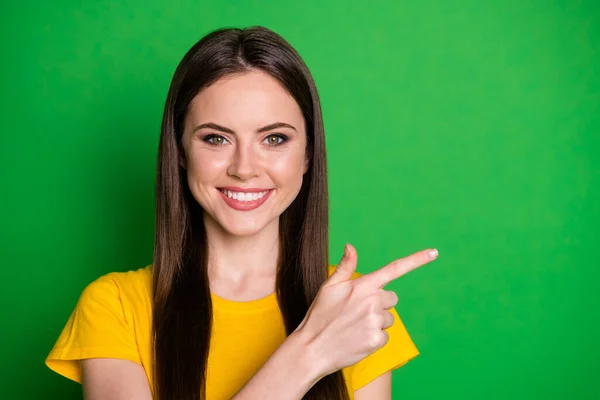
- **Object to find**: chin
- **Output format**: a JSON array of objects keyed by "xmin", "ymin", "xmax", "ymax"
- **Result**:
[
  {"xmin": 220, "ymin": 221, "xmax": 269, "ymax": 237},
  {"xmin": 204, "ymin": 211, "xmax": 272, "ymax": 237}
]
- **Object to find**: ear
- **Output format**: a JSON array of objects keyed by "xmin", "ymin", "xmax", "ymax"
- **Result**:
[
  {"xmin": 179, "ymin": 149, "xmax": 187, "ymax": 170},
  {"xmin": 303, "ymin": 154, "xmax": 310, "ymax": 174}
]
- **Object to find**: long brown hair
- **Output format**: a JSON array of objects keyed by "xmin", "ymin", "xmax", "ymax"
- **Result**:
[{"xmin": 153, "ymin": 26, "xmax": 349, "ymax": 399}]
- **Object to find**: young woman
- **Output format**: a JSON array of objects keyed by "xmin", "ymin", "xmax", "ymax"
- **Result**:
[{"xmin": 45, "ymin": 26, "xmax": 438, "ymax": 400}]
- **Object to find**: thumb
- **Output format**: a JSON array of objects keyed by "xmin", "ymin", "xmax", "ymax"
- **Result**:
[{"xmin": 326, "ymin": 243, "xmax": 357, "ymax": 286}]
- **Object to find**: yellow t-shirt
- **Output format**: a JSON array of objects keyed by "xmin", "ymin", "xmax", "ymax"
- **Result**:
[{"xmin": 45, "ymin": 265, "xmax": 419, "ymax": 399}]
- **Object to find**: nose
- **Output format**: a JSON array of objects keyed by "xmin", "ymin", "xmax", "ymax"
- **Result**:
[{"xmin": 227, "ymin": 141, "xmax": 260, "ymax": 181}]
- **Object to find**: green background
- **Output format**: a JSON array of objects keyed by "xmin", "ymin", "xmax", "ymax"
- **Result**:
[{"xmin": 1, "ymin": 0, "xmax": 598, "ymax": 399}]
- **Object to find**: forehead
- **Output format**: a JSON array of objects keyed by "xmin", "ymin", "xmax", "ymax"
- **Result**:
[{"xmin": 185, "ymin": 70, "xmax": 305, "ymax": 132}]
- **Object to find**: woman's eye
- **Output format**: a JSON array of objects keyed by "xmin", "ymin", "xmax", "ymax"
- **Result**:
[
  {"xmin": 204, "ymin": 134, "xmax": 229, "ymax": 146},
  {"xmin": 264, "ymin": 134, "xmax": 288, "ymax": 146}
]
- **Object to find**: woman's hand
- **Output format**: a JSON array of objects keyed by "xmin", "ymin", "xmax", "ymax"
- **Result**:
[
  {"xmin": 294, "ymin": 243, "xmax": 438, "ymax": 377},
  {"xmin": 231, "ymin": 244, "xmax": 438, "ymax": 400}
]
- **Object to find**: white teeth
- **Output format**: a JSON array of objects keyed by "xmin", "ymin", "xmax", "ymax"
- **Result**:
[{"xmin": 221, "ymin": 189, "xmax": 269, "ymax": 202}]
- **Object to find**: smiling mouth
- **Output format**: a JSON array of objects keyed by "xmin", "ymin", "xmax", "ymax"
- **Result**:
[{"xmin": 218, "ymin": 188, "xmax": 271, "ymax": 202}]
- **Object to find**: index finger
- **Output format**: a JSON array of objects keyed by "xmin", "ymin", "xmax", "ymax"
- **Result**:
[{"xmin": 357, "ymin": 248, "xmax": 438, "ymax": 289}]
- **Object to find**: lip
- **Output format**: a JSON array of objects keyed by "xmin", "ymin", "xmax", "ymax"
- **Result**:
[
  {"xmin": 218, "ymin": 186, "xmax": 271, "ymax": 193},
  {"xmin": 218, "ymin": 188, "xmax": 273, "ymax": 211}
]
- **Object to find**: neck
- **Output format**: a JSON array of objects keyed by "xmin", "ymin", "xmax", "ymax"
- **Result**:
[{"xmin": 203, "ymin": 213, "xmax": 279, "ymax": 284}]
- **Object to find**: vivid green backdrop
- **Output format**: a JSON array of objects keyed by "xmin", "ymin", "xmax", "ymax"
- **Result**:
[{"xmin": 1, "ymin": 0, "xmax": 598, "ymax": 399}]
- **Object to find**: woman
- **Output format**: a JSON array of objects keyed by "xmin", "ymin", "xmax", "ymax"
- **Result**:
[{"xmin": 45, "ymin": 26, "xmax": 438, "ymax": 399}]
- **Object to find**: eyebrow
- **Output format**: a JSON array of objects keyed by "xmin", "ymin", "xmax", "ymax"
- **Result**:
[{"xmin": 192, "ymin": 122, "xmax": 297, "ymax": 134}]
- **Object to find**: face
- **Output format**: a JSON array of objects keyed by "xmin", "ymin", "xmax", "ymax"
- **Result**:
[{"xmin": 180, "ymin": 70, "xmax": 310, "ymax": 237}]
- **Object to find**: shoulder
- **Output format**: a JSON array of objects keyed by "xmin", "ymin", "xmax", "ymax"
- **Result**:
[
  {"xmin": 83, "ymin": 264, "xmax": 152, "ymax": 297},
  {"xmin": 46, "ymin": 265, "xmax": 153, "ymax": 384},
  {"xmin": 76, "ymin": 264, "xmax": 153, "ymax": 319}
]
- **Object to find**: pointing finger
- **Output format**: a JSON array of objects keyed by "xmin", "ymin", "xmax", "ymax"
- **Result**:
[{"xmin": 358, "ymin": 248, "xmax": 438, "ymax": 288}]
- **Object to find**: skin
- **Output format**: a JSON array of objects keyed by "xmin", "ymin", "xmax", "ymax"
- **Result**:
[
  {"xmin": 82, "ymin": 241, "xmax": 437, "ymax": 400},
  {"xmin": 178, "ymin": 69, "xmax": 309, "ymax": 298},
  {"xmin": 81, "ymin": 70, "xmax": 421, "ymax": 399},
  {"xmin": 232, "ymin": 243, "xmax": 437, "ymax": 399}
]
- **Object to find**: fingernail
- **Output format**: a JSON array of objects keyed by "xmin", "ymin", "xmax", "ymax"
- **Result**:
[
  {"xmin": 428, "ymin": 248, "xmax": 438, "ymax": 259},
  {"xmin": 342, "ymin": 244, "xmax": 350, "ymax": 260}
]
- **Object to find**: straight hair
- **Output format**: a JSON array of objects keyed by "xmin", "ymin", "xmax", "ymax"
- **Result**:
[{"xmin": 152, "ymin": 26, "xmax": 349, "ymax": 399}]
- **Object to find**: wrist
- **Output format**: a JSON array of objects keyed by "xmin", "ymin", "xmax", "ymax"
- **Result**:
[
  {"xmin": 231, "ymin": 328, "xmax": 328, "ymax": 400},
  {"xmin": 287, "ymin": 328, "xmax": 329, "ymax": 383}
]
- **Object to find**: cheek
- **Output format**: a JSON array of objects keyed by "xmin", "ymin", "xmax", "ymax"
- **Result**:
[
  {"xmin": 268, "ymin": 150, "xmax": 306, "ymax": 186},
  {"xmin": 187, "ymin": 151, "xmax": 229, "ymax": 181}
]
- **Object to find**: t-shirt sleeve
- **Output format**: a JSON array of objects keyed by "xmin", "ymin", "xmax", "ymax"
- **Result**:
[
  {"xmin": 327, "ymin": 265, "xmax": 420, "ymax": 390},
  {"xmin": 351, "ymin": 305, "xmax": 420, "ymax": 391},
  {"xmin": 45, "ymin": 273, "xmax": 141, "ymax": 383}
]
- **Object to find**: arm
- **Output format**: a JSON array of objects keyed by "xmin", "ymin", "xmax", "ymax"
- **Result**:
[
  {"xmin": 354, "ymin": 371, "xmax": 391, "ymax": 400},
  {"xmin": 231, "ymin": 330, "xmax": 326, "ymax": 400},
  {"xmin": 233, "ymin": 333, "xmax": 393, "ymax": 400},
  {"xmin": 79, "ymin": 330, "xmax": 323, "ymax": 400},
  {"xmin": 81, "ymin": 359, "xmax": 153, "ymax": 400},
  {"xmin": 79, "ymin": 340, "xmax": 392, "ymax": 400},
  {"xmin": 233, "ymin": 245, "xmax": 430, "ymax": 400}
]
